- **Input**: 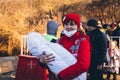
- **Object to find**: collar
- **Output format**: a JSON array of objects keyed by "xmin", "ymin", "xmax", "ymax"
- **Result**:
[{"xmin": 91, "ymin": 28, "xmax": 100, "ymax": 34}]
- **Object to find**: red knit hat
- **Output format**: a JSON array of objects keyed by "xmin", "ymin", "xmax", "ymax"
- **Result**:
[{"xmin": 63, "ymin": 13, "xmax": 80, "ymax": 28}]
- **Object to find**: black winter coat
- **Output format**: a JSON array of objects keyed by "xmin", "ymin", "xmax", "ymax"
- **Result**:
[{"xmin": 89, "ymin": 28, "xmax": 107, "ymax": 69}]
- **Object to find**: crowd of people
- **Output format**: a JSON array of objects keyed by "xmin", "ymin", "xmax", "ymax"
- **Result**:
[{"xmin": 28, "ymin": 13, "xmax": 120, "ymax": 80}]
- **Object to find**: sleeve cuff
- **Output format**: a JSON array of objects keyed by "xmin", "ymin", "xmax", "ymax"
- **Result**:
[{"xmin": 38, "ymin": 59, "xmax": 47, "ymax": 68}]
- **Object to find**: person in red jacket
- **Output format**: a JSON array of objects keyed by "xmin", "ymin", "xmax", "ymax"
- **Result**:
[{"xmin": 40, "ymin": 13, "xmax": 90, "ymax": 80}]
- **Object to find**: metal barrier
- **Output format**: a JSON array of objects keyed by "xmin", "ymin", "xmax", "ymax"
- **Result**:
[
  {"xmin": 20, "ymin": 35, "xmax": 120, "ymax": 55},
  {"xmin": 20, "ymin": 35, "xmax": 29, "ymax": 55}
]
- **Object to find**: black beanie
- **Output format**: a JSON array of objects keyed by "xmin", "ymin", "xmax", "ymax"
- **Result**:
[{"xmin": 87, "ymin": 19, "xmax": 98, "ymax": 28}]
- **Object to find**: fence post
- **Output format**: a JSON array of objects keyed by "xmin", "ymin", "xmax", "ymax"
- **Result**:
[{"xmin": 20, "ymin": 35, "xmax": 28, "ymax": 55}]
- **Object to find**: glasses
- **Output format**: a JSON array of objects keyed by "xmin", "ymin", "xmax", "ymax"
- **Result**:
[{"xmin": 64, "ymin": 21, "xmax": 77, "ymax": 26}]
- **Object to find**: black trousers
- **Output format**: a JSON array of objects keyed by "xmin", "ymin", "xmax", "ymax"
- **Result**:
[{"xmin": 88, "ymin": 68, "xmax": 104, "ymax": 80}]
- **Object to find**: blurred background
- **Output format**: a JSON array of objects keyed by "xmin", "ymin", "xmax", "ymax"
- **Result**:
[
  {"xmin": 0, "ymin": 0, "xmax": 120, "ymax": 56},
  {"xmin": 0, "ymin": 0, "xmax": 120, "ymax": 80}
]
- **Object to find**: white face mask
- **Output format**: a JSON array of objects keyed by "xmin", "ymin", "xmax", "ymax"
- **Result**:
[{"xmin": 63, "ymin": 30, "xmax": 77, "ymax": 37}]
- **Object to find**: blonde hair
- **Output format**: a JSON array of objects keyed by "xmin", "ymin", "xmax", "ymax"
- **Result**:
[
  {"xmin": 78, "ymin": 23, "xmax": 86, "ymax": 35},
  {"xmin": 109, "ymin": 40, "xmax": 118, "ymax": 49}
]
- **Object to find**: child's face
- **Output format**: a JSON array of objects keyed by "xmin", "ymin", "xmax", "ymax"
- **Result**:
[{"xmin": 109, "ymin": 41, "xmax": 115, "ymax": 49}]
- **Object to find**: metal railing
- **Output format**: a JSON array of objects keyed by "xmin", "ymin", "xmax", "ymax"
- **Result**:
[
  {"xmin": 20, "ymin": 35, "xmax": 29, "ymax": 55},
  {"xmin": 20, "ymin": 35, "xmax": 120, "ymax": 55}
]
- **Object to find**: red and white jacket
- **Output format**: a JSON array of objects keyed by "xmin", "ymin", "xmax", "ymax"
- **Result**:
[{"xmin": 58, "ymin": 32, "xmax": 90, "ymax": 80}]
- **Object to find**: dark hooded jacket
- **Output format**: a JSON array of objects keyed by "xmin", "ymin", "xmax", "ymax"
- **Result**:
[{"xmin": 89, "ymin": 28, "xmax": 107, "ymax": 71}]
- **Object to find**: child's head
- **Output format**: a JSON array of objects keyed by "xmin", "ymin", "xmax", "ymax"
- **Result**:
[{"xmin": 109, "ymin": 40, "xmax": 117, "ymax": 49}]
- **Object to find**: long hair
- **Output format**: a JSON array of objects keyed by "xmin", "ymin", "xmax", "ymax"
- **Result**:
[{"xmin": 78, "ymin": 23, "xmax": 86, "ymax": 35}]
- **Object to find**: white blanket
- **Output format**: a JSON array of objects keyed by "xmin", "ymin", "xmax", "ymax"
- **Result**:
[{"xmin": 27, "ymin": 32, "xmax": 86, "ymax": 80}]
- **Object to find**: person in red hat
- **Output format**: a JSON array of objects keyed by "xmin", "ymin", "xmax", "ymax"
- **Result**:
[{"xmin": 40, "ymin": 13, "xmax": 90, "ymax": 80}]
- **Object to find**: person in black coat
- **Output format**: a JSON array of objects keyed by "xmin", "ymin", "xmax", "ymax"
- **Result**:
[{"xmin": 87, "ymin": 19, "xmax": 108, "ymax": 80}]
